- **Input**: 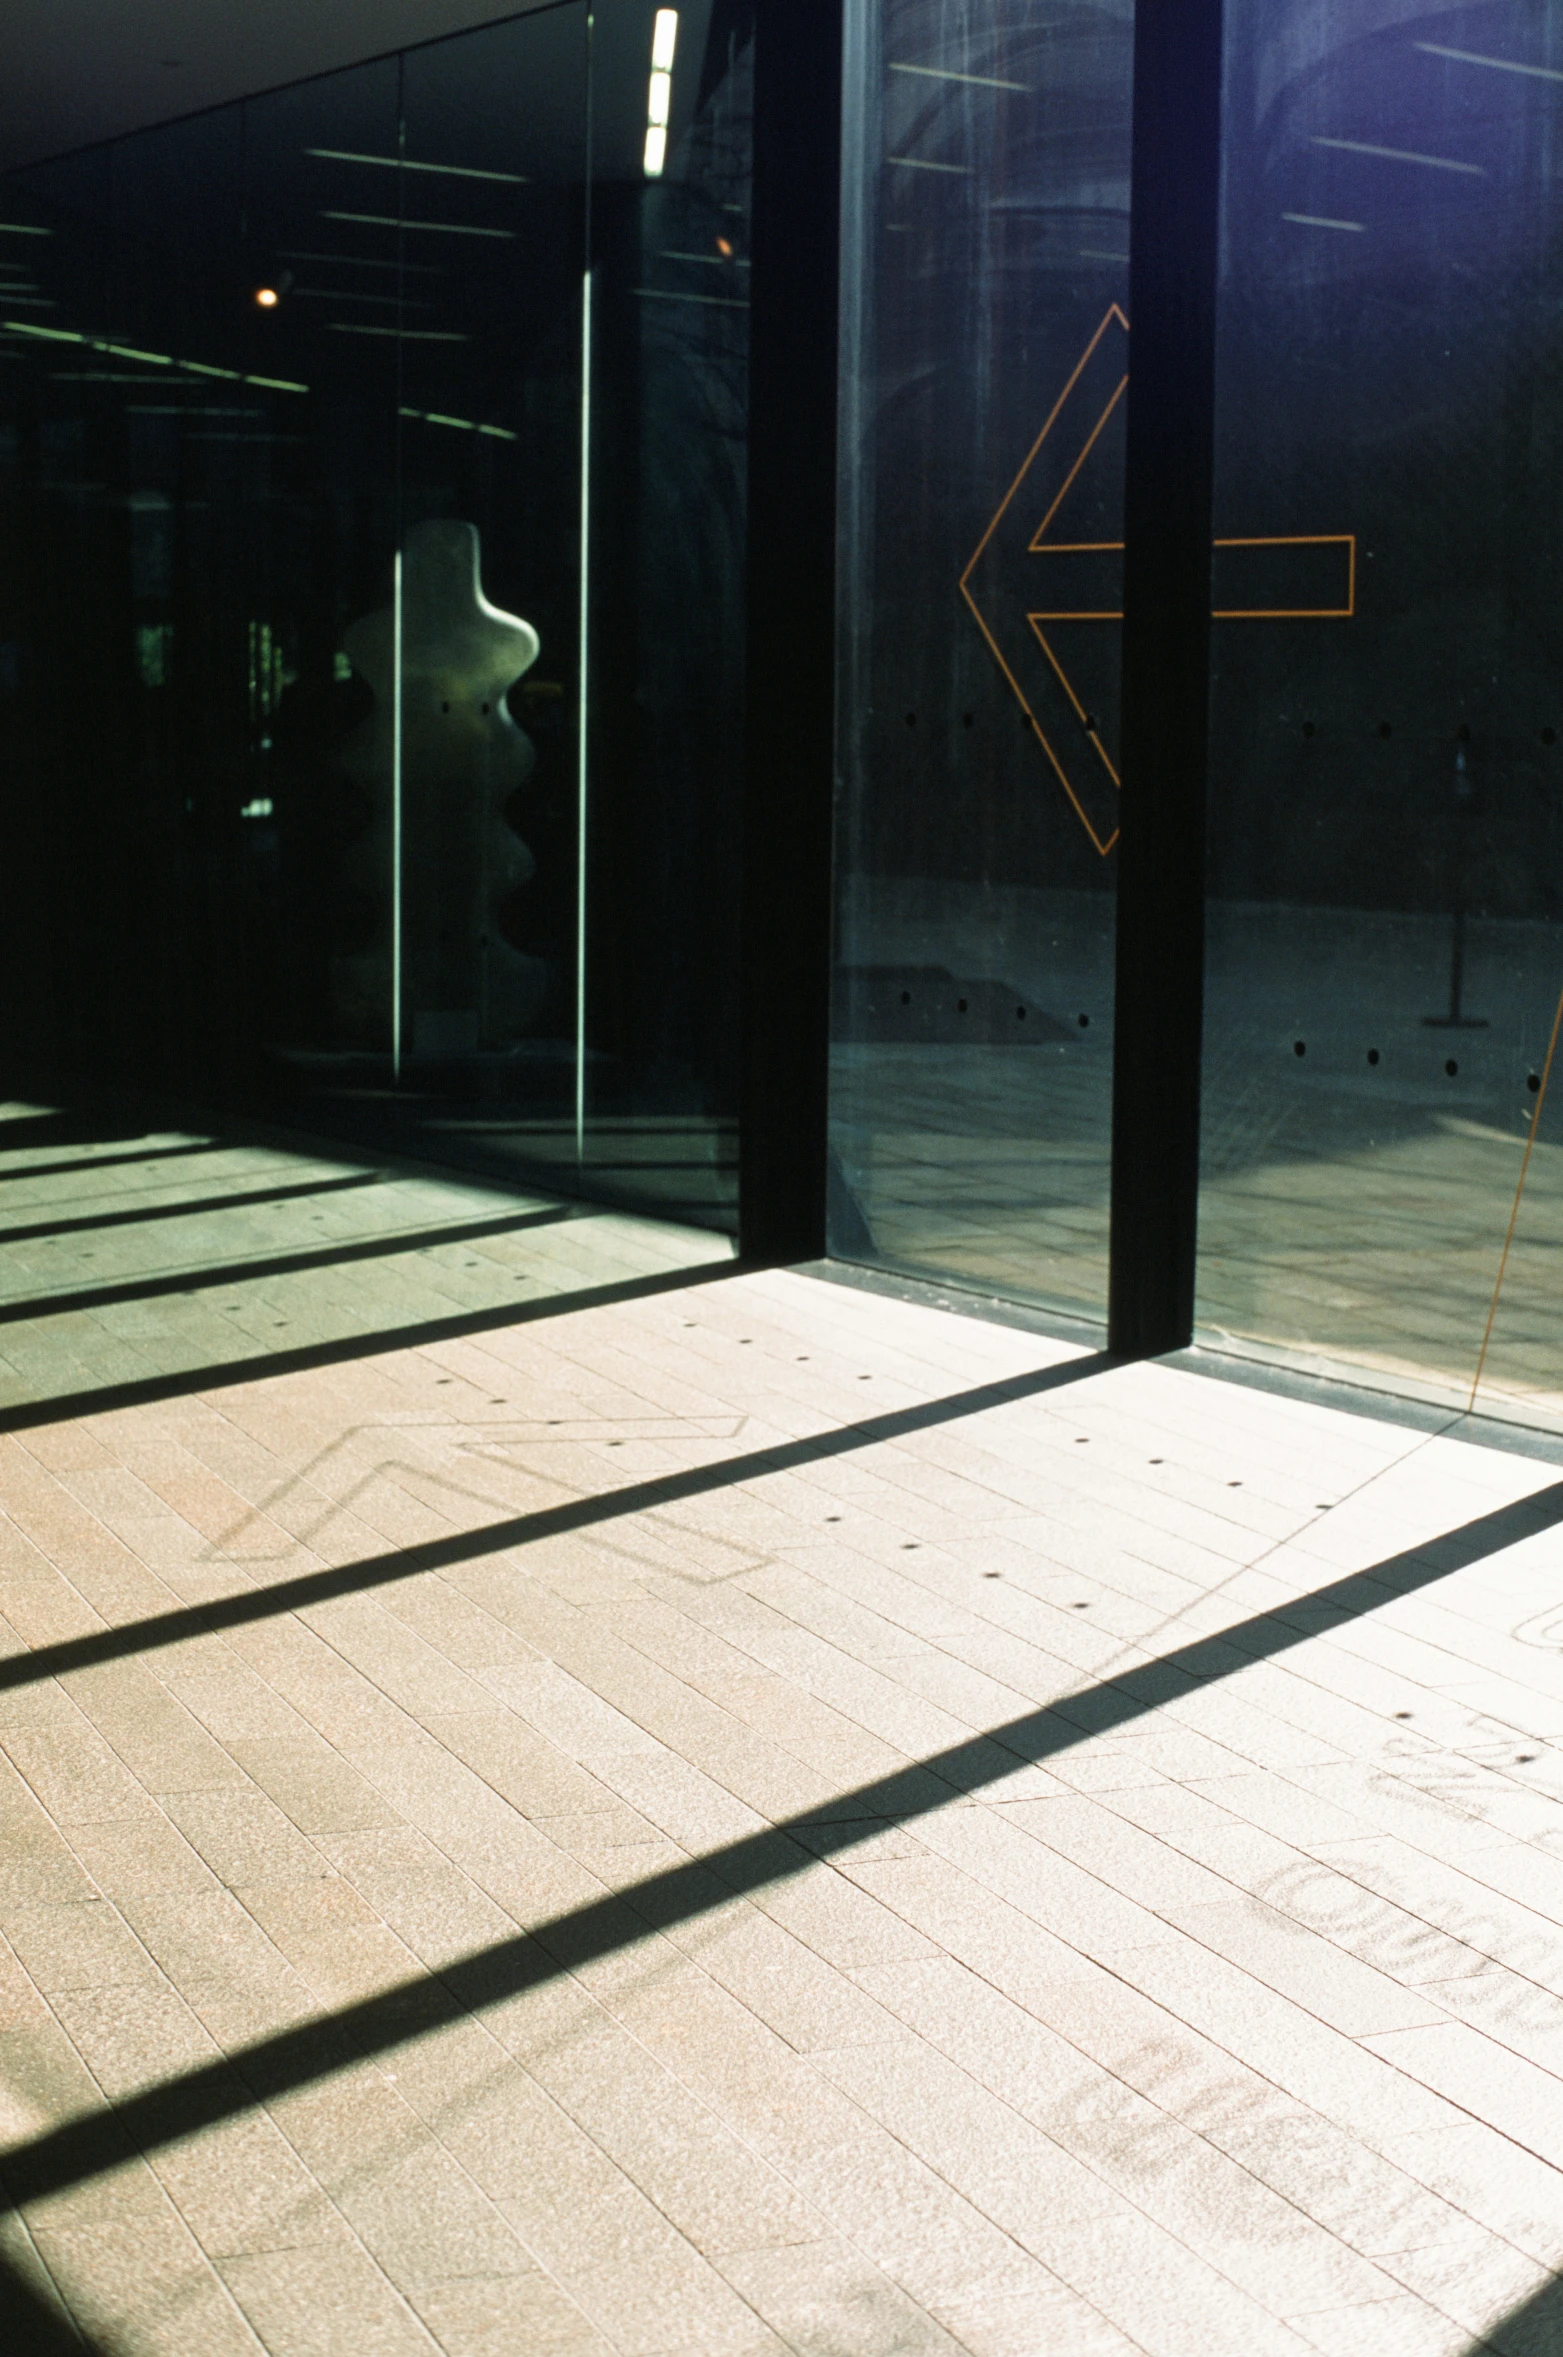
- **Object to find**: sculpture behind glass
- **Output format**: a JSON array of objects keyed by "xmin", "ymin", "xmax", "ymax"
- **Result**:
[{"xmin": 337, "ymin": 519, "xmax": 545, "ymax": 1054}]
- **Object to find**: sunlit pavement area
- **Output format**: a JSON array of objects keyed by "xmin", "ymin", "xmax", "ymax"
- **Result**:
[{"xmin": 1, "ymin": 1109, "xmax": 1563, "ymax": 2353}]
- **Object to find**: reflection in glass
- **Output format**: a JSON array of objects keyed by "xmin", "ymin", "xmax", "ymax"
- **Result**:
[
  {"xmin": 339, "ymin": 519, "xmax": 542, "ymax": 1059},
  {"xmin": 830, "ymin": 0, "xmax": 1132, "ymax": 1320},
  {"xmin": 1200, "ymin": 0, "xmax": 1563, "ymax": 1431},
  {"xmin": 0, "ymin": 2, "xmax": 751, "ymax": 1235}
]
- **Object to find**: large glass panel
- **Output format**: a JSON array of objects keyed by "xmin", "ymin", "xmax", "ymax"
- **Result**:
[
  {"xmin": 1201, "ymin": 1, "xmax": 1563, "ymax": 1431},
  {"xmin": 831, "ymin": 0, "xmax": 1133, "ymax": 1323},
  {"xmin": 286, "ymin": 9, "xmax": 593, "ymax": 1196},
  {"xmin": 0, "ymin": 4, "xmax": 750, "ymax": 1237},
  {"xmin": 577, "ymin": 0, "xmax": 752, "ymax": 1229},
  {"xmin": 0, "ymin": 59, "xmax": 406, "ymax": 1119}
]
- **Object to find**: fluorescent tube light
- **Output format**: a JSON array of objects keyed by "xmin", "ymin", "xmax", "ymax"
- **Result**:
[
  {"xmin": 652, "ymin": 11, "xmax": 679, "ymax": 71},
  {"xmin": 644, "ymin": 126, "xmax": 667, "ymax": 177}
]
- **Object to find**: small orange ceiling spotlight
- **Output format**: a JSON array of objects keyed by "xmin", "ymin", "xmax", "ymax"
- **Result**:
[{"xmin": 253, "ymin": 285, "xmax": 281, "ymax": 309}]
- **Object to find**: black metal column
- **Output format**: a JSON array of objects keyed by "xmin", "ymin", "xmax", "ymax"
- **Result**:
[
  {"xmin": 1107, "ymin": 0, "xmax": 1226, "ymax": 1356},
  {"xmin": 738, "ymin": 0, "xmax": 842, "ymax": 1264}
]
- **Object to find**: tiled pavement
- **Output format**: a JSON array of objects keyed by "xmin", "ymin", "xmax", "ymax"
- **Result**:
[{"xmin": 1, "ymin": 1110, "xmax": 1562, "ymax": 2353}]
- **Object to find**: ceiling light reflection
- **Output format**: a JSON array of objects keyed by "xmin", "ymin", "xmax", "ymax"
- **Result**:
[
  {"xmin": 306, "ymin": 148, "xmax": 528, "ymax": 183},
  {"xmin": 1309, "ymin": 135, "xmax": 1484, "ymax": 175},
  {"xmin": 888, "ymin": 61, "xmax": 1030, "ymax": 90},
  {"xmin": 1414, "ymin": 41, "xmax": 1563, "ymax": 83},
  {"xmin": 645, "ymin": 12, "xmax": 678, "ymax": 178},
  {"xmin": 321, "ymin": 211, "xmax": 514, "ymax": 239},
  {"xmin": 399, "ymin": 405, "xmax": 516, "ymax": 441},
  {"xmin": 1, "ymin": 319, "xmax": 307, "ymax": 391}
]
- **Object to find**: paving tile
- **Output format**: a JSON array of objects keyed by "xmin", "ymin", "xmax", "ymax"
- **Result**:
[
  {"xmin": 160, "ymin": 1790, "xmax": 338, "ymax": 1890},
  {"xmin": 0, "ymin": 1896, "xmax": 162, "ymax": 1993},
  {"xmin": 406, "ymin": 2270, "xmax": 617, "ymax": 2357},
  {"xmin": 33, "ymin": 2216, "xmax": 266, "ymax": 2355},
  {"xmin": 1281, "ymin": 2291, "xmax": 1479, "ymax": 2356},
  {"xmin": 719, "ymin": 2237, "xmax": 973, "ymax": 2355},
  {"xmin": 218, "ymin": 2239, "xmax": 440, "ymax": 2356},
  {"xmin": 1359, "ymin": 2021, "xmax": 1563, "ymax": 2168}
]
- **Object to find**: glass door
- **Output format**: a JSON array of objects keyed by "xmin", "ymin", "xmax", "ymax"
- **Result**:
[{"xmin": 830, "ymin": 0, "xmax": 1134, "ymax": 1323}]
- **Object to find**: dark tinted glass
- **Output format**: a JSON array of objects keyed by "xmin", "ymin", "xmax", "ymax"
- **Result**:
[
  {"xmin": 0, "ymin": 2, "xmax": 747, "ymax": 1236},
  {"xmin": 1202, "ymin": 1, "xmax": 1563, "ymax": 1431}
]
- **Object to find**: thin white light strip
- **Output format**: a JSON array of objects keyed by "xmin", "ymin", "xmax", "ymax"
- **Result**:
[
  {"xmin": 0, "ymin": 224, "xmax": 50, "ymax": 236},
  {"xmin": 644, "ymin": 126, "xmax": 668, "ymax": 177},
  {"xmin": 1283, "ymin": 211, "xmax": 1365, "ymax": 232},
  {"xmin": 635, "ymin": 286, "xmax": 750, "ymax": 308},
  {"xmin": 0, "ymin": 318, "xmax": 306, "ymax": 390},
  {"xmin": 306, "ymin": 148, "xmax": 529, "ymax": 183},
  {"xmin": 398, "ymin": 405, "xmax": 516, "ymax": 441},
  {"xmin": 652, "ymin": 9, "xmax": 679, "ymax": 72},
  {"xmin": 1310, "ymin": 135, "xmax": 1484, "ymax": 174},
  {"xmin": 886, "ymin": 154, "xmax": 971, "ymax": 173},
  {"xmin": 888, "ymin": 61, "xmax": 1029, "ymax": 90},
  {"xmin": 391, "ymin": 546, "xmax": 404, "ymax": 1086},
  {"xmin": 576, "ymin": 265, "xmax": 593, "ymax": 1170},
  {"xmin": 321, "ymin": 211, "xmax": 515, "ymax": 238},
  {"xmin": 1414, "ymin": 41, "xmax": 1563, "ymax": 83}
]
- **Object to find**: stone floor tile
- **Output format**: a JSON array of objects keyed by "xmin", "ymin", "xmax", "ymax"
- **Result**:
[
  {"xmin": 64, "ymin": 1816, "xmax": 221, "ymax": 1899},
  {"xmin": 0, "ymin": 1896, "xmax": 162, "ymax": 1994},
  {"xmin": 1373, "ymin": 2222, "xmax": 1554, "ymax": 2344},
  {"xmin": 218, "ymin": 2239, "xmax": 440, "ymax": 2357},
  {"xmin": 1359, "ymin": 2021, "xmax": 1563, "ymax": 2167},
  {"xmin": 160, "ymin": 1790, "xmax": 338, "ymax": 1890},
  {"xmin": 223, "ymin": 1738, "xmax": 402, "ymax": 1836},
  {"xmin": 48, "ymin": 1980, "xmax": 222, "ymax": 2098},
  {"xmin": 0, "ymin": 2206, "xmax": 82, "ymax": 2344},
  {"xmin": 33, "ymin": 2216, "xmax": 266, "ymax": 2355},
  {"xmin": 931, "ymin": 2285, "xmax": 1155, "ymax": 2357},
  {"xmin": 117, "ymin": 1885, "xmax": 295, "ymax": 1989},
  {"xmin": 150, "ymin": 2110, "xmax": 342, "ymax": 2259},
  {"xmin": 719, "ymin": 2237, "xmax": 973, "ymax": 2355},
  {"xmin": 406, "ymin": 2270, "xmax": 617, "ymax": 2357},
  {"xmin": 1282, "ymin": 2290, "xmax": 1482, "ymax": 2357}
]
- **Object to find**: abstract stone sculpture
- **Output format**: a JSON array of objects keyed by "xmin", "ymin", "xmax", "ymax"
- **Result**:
[{"xmin": 334, "ymin": 518, "xmax": 545, "ymax": 1050}]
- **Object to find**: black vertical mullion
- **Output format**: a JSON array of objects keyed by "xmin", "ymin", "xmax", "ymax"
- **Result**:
[
  {"xmin": 738, "ymin": 0, "xmax": 842, "ymax": 1264},
  {"xmin": 1107, "ymin": 0, "xmax": 1226, "ymax": 1356}
]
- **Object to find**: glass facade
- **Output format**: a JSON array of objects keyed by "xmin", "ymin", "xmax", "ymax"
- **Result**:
[
  {"xmin": 1200, "ymin": 1, "xmax": 1563, "ymax": 1430},
  {"xmin": 832, "ymin": 0, "xmax": 1563, "ymax": 1434},
  {"xmin": 3, "ymin": 0, "xmax": 1561, "ymax": 1435},
  {"xmin": 0, "ymin": 2, "xmax": 753, "ymax": 1231},
  {"xmin": 831, "ymin": 0, "xmax": 1132, "ymax": 1322}
]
